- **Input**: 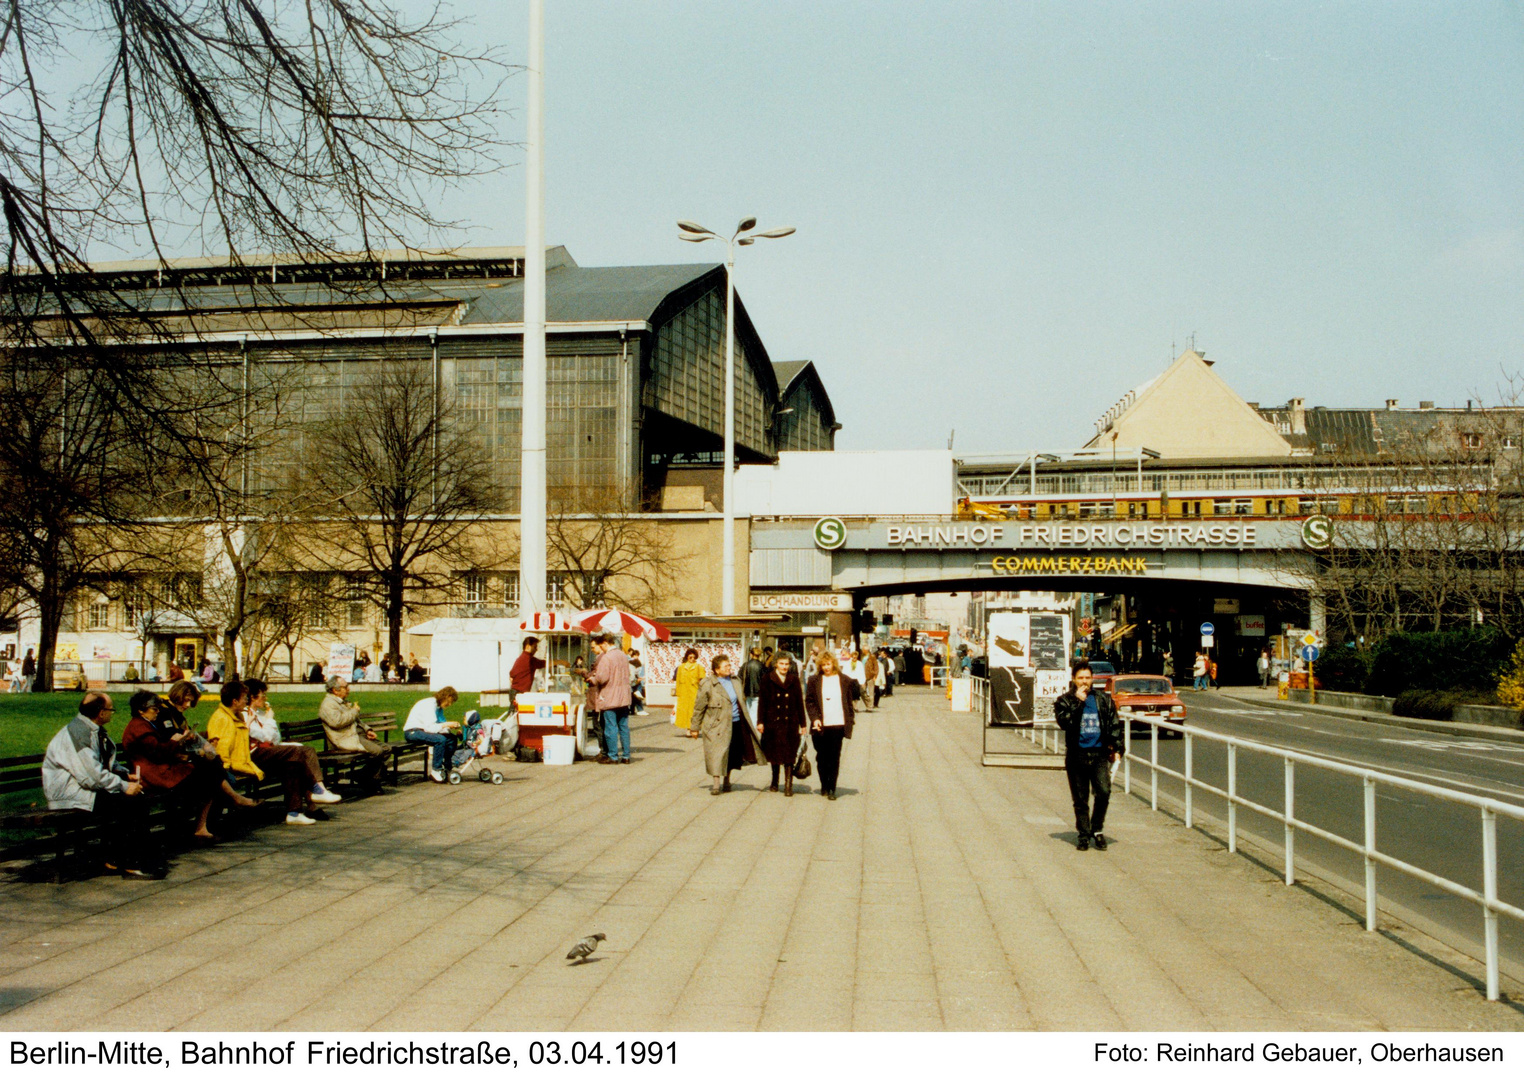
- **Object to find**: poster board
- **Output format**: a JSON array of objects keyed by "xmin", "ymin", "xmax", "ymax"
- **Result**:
[
  {"xmin": 1029, "ymin": 614, "xmax": 1068, "ymax": 672},
  {"xmin": 989, "ymin": 667, "xmax": 1035, "ymax": 726},
  {"xmin": 327, "ymin": 643, "xmax": 356, "ymax": 681}
]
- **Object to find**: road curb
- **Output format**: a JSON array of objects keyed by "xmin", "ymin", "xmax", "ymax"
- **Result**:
[{"xmin": 1216, "ymin": 690, "xmax": 1524, "ymax": 745}]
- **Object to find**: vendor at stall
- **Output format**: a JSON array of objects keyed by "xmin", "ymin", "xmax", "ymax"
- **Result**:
[{"xmin": 510, "ymin": 637, "xmax": 547, "ymax": 703}]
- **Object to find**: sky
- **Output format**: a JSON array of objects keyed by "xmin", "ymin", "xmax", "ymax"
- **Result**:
[{"xmin": 386, "ymin": 3, "xmax": 1522, "ymax": 451}]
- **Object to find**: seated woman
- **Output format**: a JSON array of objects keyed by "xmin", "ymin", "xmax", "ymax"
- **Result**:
[
  {"xmin": 121, "ymin": 689, "xmax": 226, "ymax": 841},
  {"xmin": 244, "ymin": 678, "xmax": 341, "ymax": 820},
  {"xmin": 208, "ymin": 680, "xmax": 319, "ymax": 826},
  {"xmin": 404, "ymin": 686, "xmax": 460, "ymax": 782},
  {"xmin": 156, "ymin": 680, "xmax": 261, "ymax": 814}
]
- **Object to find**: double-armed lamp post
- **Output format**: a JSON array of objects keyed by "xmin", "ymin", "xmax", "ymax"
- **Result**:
[{"xmin": 676, "ymin": 218, "xmax": 794, "ymax": 616}]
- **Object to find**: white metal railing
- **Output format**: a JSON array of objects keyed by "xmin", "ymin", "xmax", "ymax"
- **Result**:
[
  {"xmin": 1118, "ymin": 717, "xmax": 1524, "ymax": 1001},
  {"xmin": 967, "ymin": 676, "xmax": 1524, "ymax": 1002}
]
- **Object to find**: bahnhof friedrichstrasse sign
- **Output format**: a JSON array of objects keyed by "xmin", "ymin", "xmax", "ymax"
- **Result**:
[{"xmin": 876, "ymin": 521, "xmax": 1274, "ymax": 549}]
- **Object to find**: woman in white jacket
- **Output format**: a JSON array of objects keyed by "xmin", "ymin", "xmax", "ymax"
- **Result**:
[{"xmin": 405, "ymin": 686, "xmax": 460, "ymax": 782}]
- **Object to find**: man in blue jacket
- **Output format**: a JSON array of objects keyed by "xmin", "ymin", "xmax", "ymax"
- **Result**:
[{"xmin": 1053, "ymin": 661, "xmax": 1123, "ymax": 851}]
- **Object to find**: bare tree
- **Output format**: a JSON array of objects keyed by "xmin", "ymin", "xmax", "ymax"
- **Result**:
[
  {"xmin": 0, "ymin": 348, "xmax": 154, "ymax": 688},
  {"xmin": 547, "ymin": 485, "xmax": 689, "ymax": 613},
  {"xmin": 1297, "ymin": 394, "xmax": 1524, "ymax": 642},
  {"xmin": 301, "ymin": 361, "xmax": 501, "ymax": 660}
]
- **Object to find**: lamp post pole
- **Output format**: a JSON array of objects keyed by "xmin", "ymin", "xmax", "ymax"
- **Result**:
[
  {"xmin": 722, "ymin": 240, "xmax": 737, "ymax": 615},
  {"xmin": 677, "ymin": 219, "xmax": 794, "ymax": 617},
  {"xmin": 520, "ymin": 0, "xmax": 546, "ymax": 617}
]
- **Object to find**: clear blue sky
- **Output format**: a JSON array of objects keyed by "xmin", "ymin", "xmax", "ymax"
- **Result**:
[{"xmin": 443, "ymin": 2, "xmax": 1524, "ymax": 452}]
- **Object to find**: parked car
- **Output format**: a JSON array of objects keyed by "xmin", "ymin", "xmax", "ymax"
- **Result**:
[
  {"xmin": 1087, "ymin": 659, "xmax": 1117, "ymax": 692},
  {"xmin": 1111, "ymin": 675, "xmax": 1187, "ymax": 737},
  {"xmin": 52, "ymin": 661, "xmax": 88, "ymax": 691}
]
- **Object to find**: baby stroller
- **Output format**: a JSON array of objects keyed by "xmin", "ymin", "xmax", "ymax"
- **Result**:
[{"xmin": 441, "ymin": 709, "xmax": 513, "ymax": 785}]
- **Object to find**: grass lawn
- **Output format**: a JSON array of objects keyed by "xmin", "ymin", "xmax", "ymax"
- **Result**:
[{"xmin": 0, "ymin": 688, "xmax": 485, "ymax": 759}]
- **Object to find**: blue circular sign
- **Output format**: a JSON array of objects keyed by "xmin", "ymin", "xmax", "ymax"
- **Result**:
[
  {"xmin": 1300, "ymin": 644, "xmax": 1321, "ymax": 662},
  {"xmin": 1199, "ymin": 621, "xmax": 1215, "ymax": 636}
]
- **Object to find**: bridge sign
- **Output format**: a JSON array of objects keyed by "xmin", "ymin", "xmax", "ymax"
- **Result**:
[
  {"xmin": 1301, "ymin": 644, "xmax": 1321, "ymax": 663},
  {"xmin": 812, "ymin": 517, "xmax": 847, "ymax": 550},
  {"xmin": 1301, "ymin": 515, "xmax": 1333, "ymax": 550},
  {"xmin": 1199, "ymin": 621, "xmax": 1215, "ymax": 636}
]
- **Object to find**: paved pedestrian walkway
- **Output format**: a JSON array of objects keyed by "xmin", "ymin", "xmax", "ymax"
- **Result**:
[{"xmin": 1, "ymin": 688, "xmax": 1519, "ymax": 1031}]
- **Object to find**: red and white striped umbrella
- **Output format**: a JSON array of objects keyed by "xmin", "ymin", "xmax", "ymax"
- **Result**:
[{"xmin": 573, "ymin": 607, "xmax": 671, "ymax": 641}]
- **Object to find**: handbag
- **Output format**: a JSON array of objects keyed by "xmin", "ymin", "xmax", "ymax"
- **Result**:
[{"xmin": 792, "ymin": 741, "xmax": 812, "ymax": 780}]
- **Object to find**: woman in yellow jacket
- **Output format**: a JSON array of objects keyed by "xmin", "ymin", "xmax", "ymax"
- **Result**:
[
  {"xmin": 208, "ymin": 679, "xmax": 319, "ymax": 826},
  {"xmin": 207, "ymin": 681, "xmax": 262, "ymax": 785},
  {"xmin": 672, "ymin": 648, "xmax": 703, "ymax": 739}
]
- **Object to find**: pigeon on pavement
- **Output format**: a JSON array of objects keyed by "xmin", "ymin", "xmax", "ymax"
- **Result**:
[{"xmin": 566, "ymin": 933, "xmax": 606, "ymax": 964}]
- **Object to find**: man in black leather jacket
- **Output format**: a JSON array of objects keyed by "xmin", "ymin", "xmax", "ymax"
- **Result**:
[{"xmin": 1052, "ymin": 661, "xmax": 1123, "ymax": 851}]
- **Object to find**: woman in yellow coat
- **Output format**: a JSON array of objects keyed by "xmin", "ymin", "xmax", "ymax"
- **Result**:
[{"xmin": 673, "ymin": 648, "xmax": 704, "ymax": 738}]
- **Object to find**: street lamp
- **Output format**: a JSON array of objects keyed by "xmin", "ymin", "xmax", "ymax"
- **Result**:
[{"xmin": 677, "ymin": 217, "xmax": 795, "ymax": 615}]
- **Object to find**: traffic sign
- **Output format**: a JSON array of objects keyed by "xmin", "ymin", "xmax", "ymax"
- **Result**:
[
  {"xmin": 1201, "ymin": 634, "xmax": 1215, "ymax": 648},
  {"xmin": 1300, "ymin": 644, "xmax": 1321, "ymax": 663},
  {"xmin": 1302, "ymin": 631, "xmax": 1321, "ymax": 647},
  {"xmin": 1199, "ymin": 621, "xmax": 1215, "ymax": 636}
]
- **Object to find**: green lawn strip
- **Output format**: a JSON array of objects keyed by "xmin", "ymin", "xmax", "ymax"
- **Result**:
[{"xmin": 0, "ymin": 690, "xmax": 487, "ymax": 822}]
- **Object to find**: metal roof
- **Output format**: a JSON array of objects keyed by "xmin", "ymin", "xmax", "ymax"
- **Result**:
[{"xmin": 462, "ymin": 263, "xmax": 722, "ymax": 326}]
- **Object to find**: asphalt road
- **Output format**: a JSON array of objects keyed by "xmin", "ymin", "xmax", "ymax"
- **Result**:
[{"xmin": 1116, "ymin": 691, "xmax": 1524, "ymax": 977}]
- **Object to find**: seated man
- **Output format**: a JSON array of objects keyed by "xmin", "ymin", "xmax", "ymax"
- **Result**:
[
  {"xmin": 42, "ymin": 691, "xmax": 164, "ymax": 879},
  {"xmin": 404, "ymin": 686, "xmax": 461, "ymax": 782},
  {"xmin": 318, "ymin": 676, "xmax": 388, "ymax": 789}
]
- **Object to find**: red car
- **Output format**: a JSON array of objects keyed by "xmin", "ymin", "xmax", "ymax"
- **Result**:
[{"xmin": 1111, "ymin": 675, "xmax": 1187, "ymax": 737}]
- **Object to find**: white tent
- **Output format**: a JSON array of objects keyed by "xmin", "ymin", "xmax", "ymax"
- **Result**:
[{"xmin": 405, "ymin": 618, "xmax": 524, "ymax": 693}]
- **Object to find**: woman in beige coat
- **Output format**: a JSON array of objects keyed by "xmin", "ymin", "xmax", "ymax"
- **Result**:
[{"xmin": 690, "ymin": 654, "xmax": 764, "ymax": 795}]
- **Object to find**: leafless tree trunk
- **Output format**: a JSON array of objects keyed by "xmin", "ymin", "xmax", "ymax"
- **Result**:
[
  {"xmin": 300, "ymin": 361, "xmax": 502, "ymax": 660},
  {"xmin": 547, "ymin": 485, "xmax": 690, "ymax": 614}
]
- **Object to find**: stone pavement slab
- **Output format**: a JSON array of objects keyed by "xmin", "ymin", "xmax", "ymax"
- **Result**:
[{"xmin": 0, "ymin": 689, "xmax": 1520, "ymax": 1031}]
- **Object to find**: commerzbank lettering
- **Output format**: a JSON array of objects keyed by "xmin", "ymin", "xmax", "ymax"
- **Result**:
[{"xmin": 884, "ymin": 523, "xmax": 1258, "ymax": 547}]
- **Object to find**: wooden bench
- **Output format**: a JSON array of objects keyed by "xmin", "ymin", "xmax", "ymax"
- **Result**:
[{"xmin": 280, "ymin": 711, "xmax": 429, "ymax": 787}]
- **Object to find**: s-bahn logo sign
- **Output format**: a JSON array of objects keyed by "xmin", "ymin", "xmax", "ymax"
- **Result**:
[
  {"xmin": 1301, "ymin": 515, "xmax": 1333, "ymax": 550},
  {"xmin": 813, "ymin": 517, "xmax": 847, "ymax": 550}
]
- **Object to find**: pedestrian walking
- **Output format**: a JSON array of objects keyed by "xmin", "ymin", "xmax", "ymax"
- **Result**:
[
  {"xmin": 1192, "ymin": 651, "xmax": 1208, "ymax": 691},
  {"xmin": 21, "ymin": 647, "xmax": 35, "ymax": 692},
  {"xmin": 691, "ymin": 654, "xmax": 762, "ymax": 795},
  {"xmin": 629, "ymin": 649, "xmax": 649, "ymax": 716},
  {"xmin": 741, "ymin": 646, "xmax": 766, "ymax": 720},
  {"xmin": 1053, "ymin": 661, "xmax": 1122, "ymax": 851},
  {"xmin": 805, "ymin": 651, "xmax": 857, "ymax": 800},
  {"xmin": 672, "ymin": 647, "xmax": 703, "ymax": 739},
  {"xmin": 757, "ymin": 651, "xmax": 807, "ymax": 796},
  {"xmin": 860, "ymin": 649, "xmax": 879, "ymax": 712},
  {"xmin": 1257, "ymin": 648, "xmax": 1271, "ymax": 689},
  {"xmin": 589, "ymin": 633, "xmax": 633, "ymax": 764}
]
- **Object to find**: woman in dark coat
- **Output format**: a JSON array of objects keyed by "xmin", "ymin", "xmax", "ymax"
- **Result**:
[
  {"xmin": 757, "ymin": 652, "xmax": 806, "ymax": 796},
  {"xmin": 805, "ymin": 651, "xmax": 858, "ymax": 800},
  {"xmin": 690, "ymin": 654, "xmax": 763, "ymax": 794},
  {"xmin": 121, "ymin": 689, "xmax": 227, "ymax": 839}
]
